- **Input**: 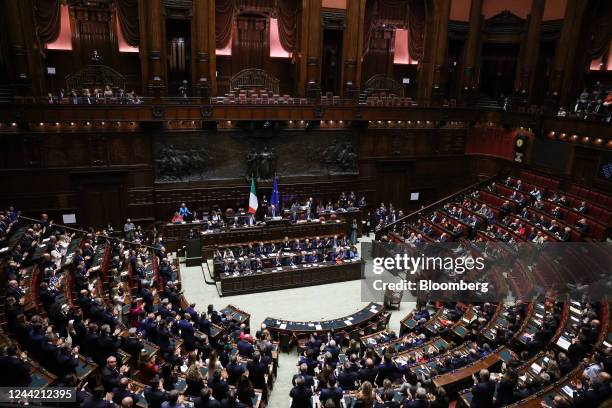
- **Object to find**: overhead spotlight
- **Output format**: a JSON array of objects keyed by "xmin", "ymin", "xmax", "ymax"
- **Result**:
[
  {"xmin": 55, "ymin": 122, "xmax": 59, "ymax": 126},
  {"xmin": 86, "ymin": 121, "xmax": 90, "ymax": 126},
  {"xmin": 39, "ymin": 122, "xmax": 43, "ymax": 126},
  {"xmin": 70, "ymin": 122, "xmax": 75, "ymax": 126},
  {"xmin": 101, "ymin": 121, "xmax": 105, "ymax": 125},
  {"xmin": 338, "ymin": 120, "xmax": 343, "ymax": 124},
  {"xmin": 582, "ymin": 136, "xmax": 589, "ymax": 143},
  {"xmin": 227, "ymin": 121, "xmax": 231, "ymax": 125},
  {"xmin": 11, "ymin": 122, "xmax": 17, "ymax": 127},
  {"xmin": 191, "ymin": 121, "xmax": 195, "ymax": 125},
  {"xmin": 594, "ymin": 138, "xmax": 603, "ymax": 145}
]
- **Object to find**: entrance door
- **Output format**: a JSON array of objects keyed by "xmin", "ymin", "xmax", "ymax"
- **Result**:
[
  {"xmin": 76, "ymin": 175, "xmax": 125, "ymax": 229},
  {"xmin": 480, "ymin": 43, "xmax": 519, "ymax": 99}
]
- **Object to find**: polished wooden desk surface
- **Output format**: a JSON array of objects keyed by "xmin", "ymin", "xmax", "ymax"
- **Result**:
[
  {"xmin": 264, "ymin": 302, "xmax": 384, "ymax": 334},
  {"xmin": 220, "ymin": 259, "xmax": 363, "ymax": 296}
]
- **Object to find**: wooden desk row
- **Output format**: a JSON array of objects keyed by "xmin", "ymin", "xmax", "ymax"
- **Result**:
[
  {"xmin": 263, "ymin": 302, "xmax": 388, "ymax": 349},
  {"xmin": 219, "ymin": 259, "xmax": 364, "ymax": 296},
  {"xmin": 160, "ymin": 219, "xmax": 349, "ymax": 252}
]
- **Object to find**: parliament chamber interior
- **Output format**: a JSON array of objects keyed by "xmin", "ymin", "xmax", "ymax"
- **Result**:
[{"xmin": 1, "ymin": 0, "xmax": 612, "ymax": 407}]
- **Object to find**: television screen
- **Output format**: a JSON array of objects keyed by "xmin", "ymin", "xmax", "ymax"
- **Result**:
[
  {"xmin": 598, "ymin": 151, "xmax": 612, "ymax": 182},
  {"xmin": 531, "ymin": 138, "xmax": 571, "ymax": 172}
]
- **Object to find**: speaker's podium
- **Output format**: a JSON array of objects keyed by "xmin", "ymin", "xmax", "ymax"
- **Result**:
[{"xmin": 185, "ymin": 238, "xmax": 202, "ymax": 267}]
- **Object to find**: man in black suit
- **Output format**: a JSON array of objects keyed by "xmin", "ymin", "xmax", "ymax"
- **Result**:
[
  {"xmin": 290, "ymin": 376, "xmax": 313, "ymax": 408},
  {"xmin": 143, "ymin": 377, "xmax": 168, "ymax": 408},
  {"xmin": 337, "ymin": 361, "xmax": 359, "ymax": 390},
  {"xmin": 194, "ymin": 386, "xmax": 220, "ymax": 408},
  {"xmin": 121, "ymin": 327, "xmax": 144, "ymax": 368},
  {"xmin": 406, "ymin": 387, "xmax": 432, "ymax": 408},
  {"xmin": 292, "ymin": 363, "xmax": 314, "ymax": 388},
  {"xmin": 96, "ymin": 325, "xmax": 121, "ymax": 365},
  {"xmin": 319, "ymin": 376, "xmax": 343, "ymax": 407},
  {"xmin": 470, "ymin": 369, "xmax": 495, "ymax": 408},
  {"xmin": 112, "ymin": 377, "xmax": 140, "ymax": 405},
  {"xmin": 237, "ymin": 337, "xmax": 254, "ymax": 358},
  {"xmin": 0, "ymin": 345, "xmax": 31, "ymax": 386},
  {"xmin": 246, "ymin": 351, "xmax": 267, "ymax": 390},
  {"xmin": 209, "ymin": 370, "xmax": 230, "ymax": 402},
  {"xmin": 358, "ymin": 358, "xmax": 378, "ymax": 384},
  {"xmin": 100, "ymin": 356, "xmax": 129, "ymax": 392},
  {"xmin": 82, "ymin": 386, "xmax": 115, "ymax": 408},
  {"xmin": 226, "ymin": 355, "xmax": 245, "ymax": 386},
  {"xmin": 573, "ymin": 371, "xmax": 611, "ymax": 408}
]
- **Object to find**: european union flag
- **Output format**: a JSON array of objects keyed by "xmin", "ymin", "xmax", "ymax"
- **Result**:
[{"xmin": 271, "ymin": 175, "xmax": 279, "ymax": 208}]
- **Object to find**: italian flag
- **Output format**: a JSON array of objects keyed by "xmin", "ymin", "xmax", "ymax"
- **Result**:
[{"xmin": 248, "ymin": 178, "xmax": 258, "ymax": 214}]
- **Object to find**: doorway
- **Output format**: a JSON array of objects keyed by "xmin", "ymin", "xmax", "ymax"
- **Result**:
[
  {"xmin": 480, "ymin": 42, "xmax": 520, "ymax": 99},
  {"xmin": 321, "ymin": 28, "xmax": 343, "ymax": 95}
]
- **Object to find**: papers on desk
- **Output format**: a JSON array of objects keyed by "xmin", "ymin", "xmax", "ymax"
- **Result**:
[
  {"xmin": 343, "ymin": 320, "xmax": 352, "ymax": 325},
  {"xmin": 315, "ymin": 324, "xmax": 323, "ymax": 330},
  {"xmin": 561, "ymin": 385, "xmax": 574, "ymax": 398},
  {"xmin": 0, "ymin": 247, "xmax": 8, "ymax": 254},
  {"xmin": 530, "ymin": 362, "xmax": 542, "ymax": 374},
  {"xmin": 279, "ymin": 323, "xmax": 287, "ymax": 330},
  {"xmin": 291, "ymin": 265, "xmax": 297, "ymax": 269},
  {"xmin": 556, "ymin": 336, "xmax": 571, "ymax": 350}
]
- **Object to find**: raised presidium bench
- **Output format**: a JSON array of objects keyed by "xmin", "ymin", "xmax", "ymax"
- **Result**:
[
  {"xmin": 218, "ymin": 258, "xmax": 364, "ymax": 296},
  {"xmin": 263, "ymin": 303, "xmax": 389, "ymax": 351},
  {"xmin": 160, "ymin": 218, "xmax": 348, "ymax": 253}
]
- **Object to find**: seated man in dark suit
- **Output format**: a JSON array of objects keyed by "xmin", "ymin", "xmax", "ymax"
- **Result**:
[{"xmin": 470, "ymin": 369, "xmax": 495, "ymax": 408}]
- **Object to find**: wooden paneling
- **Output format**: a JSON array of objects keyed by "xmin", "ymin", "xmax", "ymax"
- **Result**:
[{"xmin": 0, "ymin": 114, "xmax": 610, "ymax": 230}]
